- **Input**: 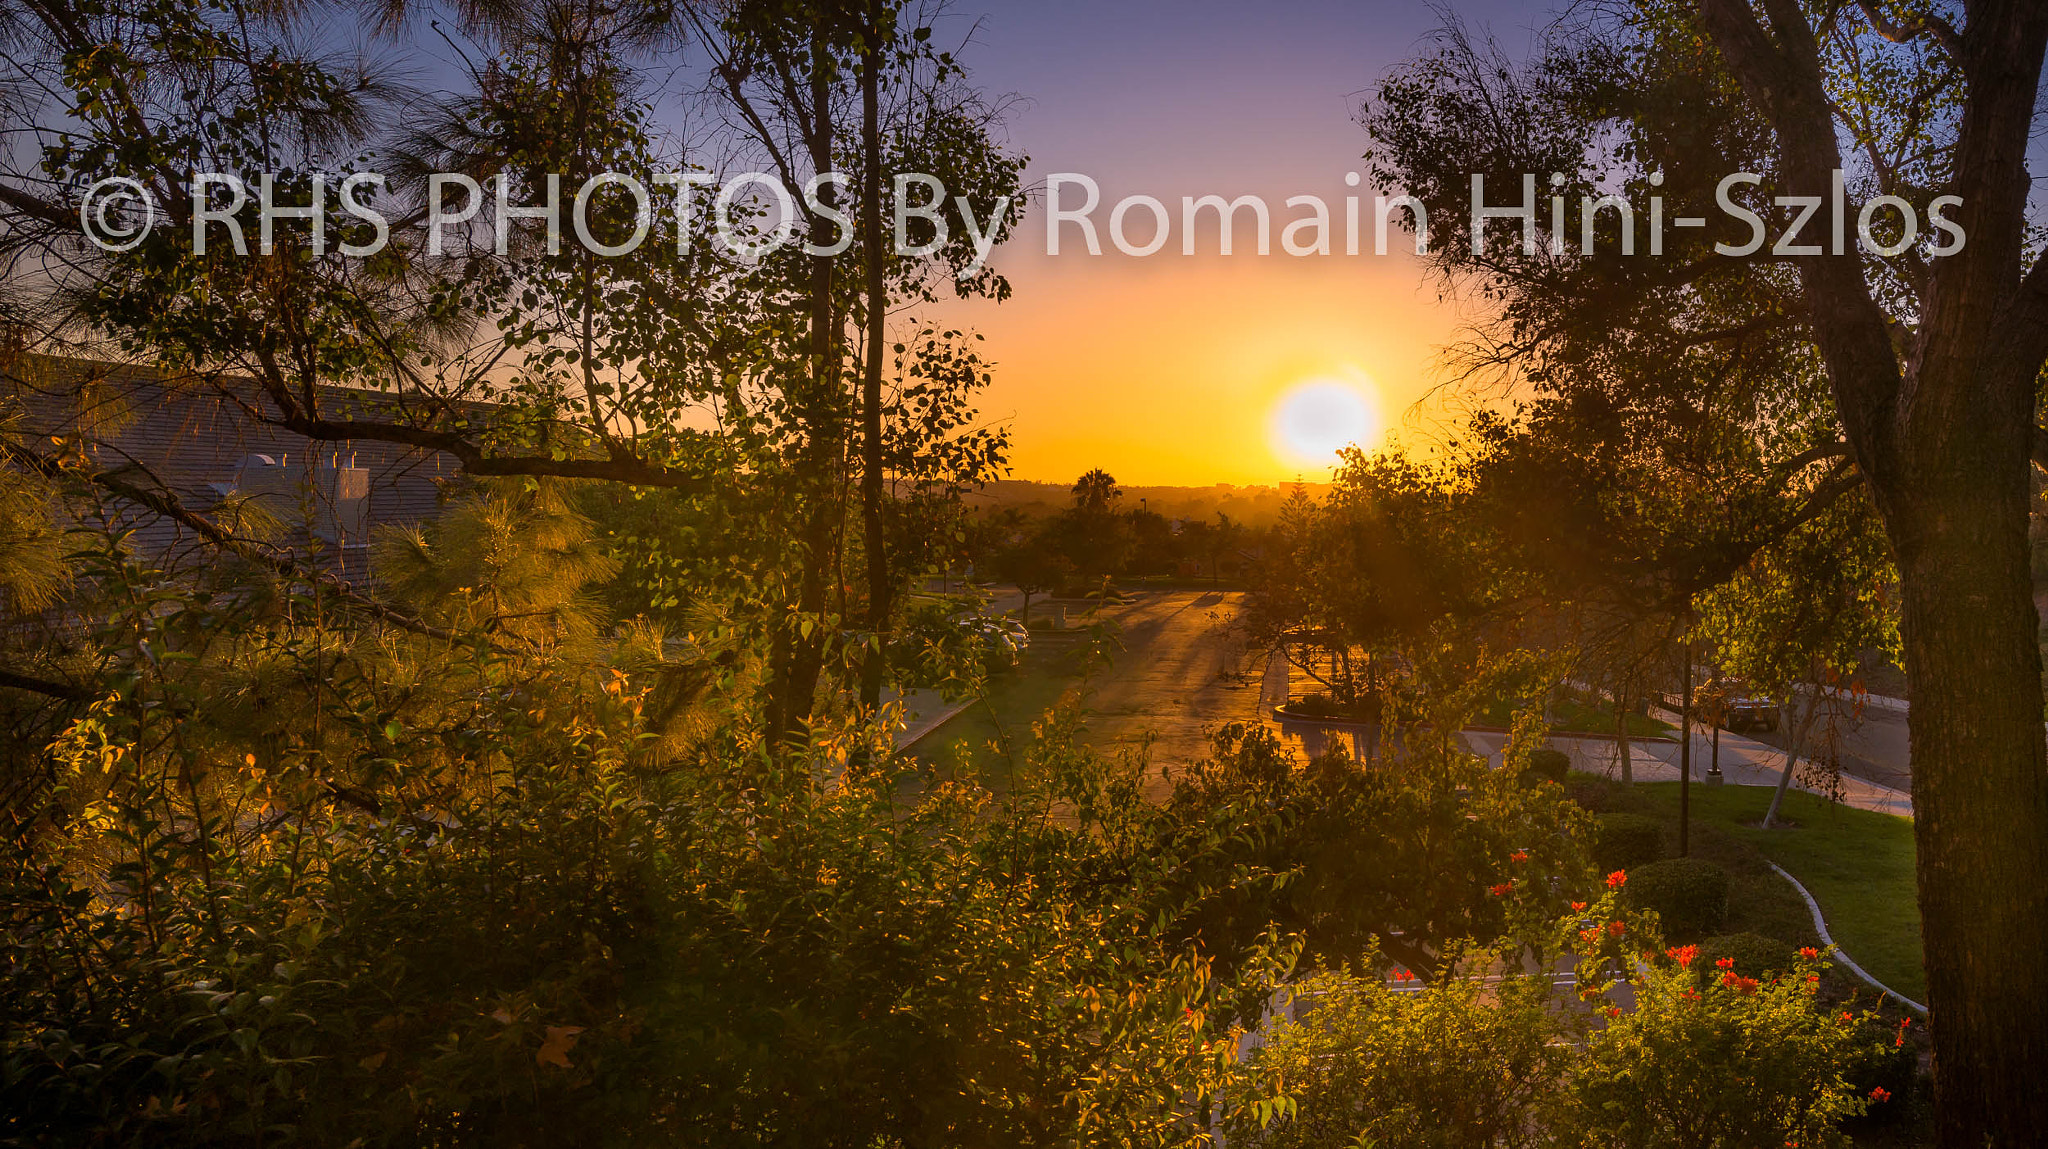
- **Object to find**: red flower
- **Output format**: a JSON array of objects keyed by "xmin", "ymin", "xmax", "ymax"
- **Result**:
[
  {"xmin": 1392, "ymin": 968, "xmax": 1413, "ymax": 982},
  {"xmin": 1722, "ymin": 971, "xmax": 1742, "ymax": 987},
  {"xmin": 1603, "ymin": 1006, "xmax": 1622, "ymax": 1020},
  {"xmin": 1606, "ymin": 920, "xmax": 1626, "ymax": 937},
  {"xmin": 1716, "ymin": 957, "xmax": 1736, "ymax": 970},
  {"xmin": 1870, "ymin": 1087, "xmax": 1891, "ymax": 1103},
  {"xmin": 1737, "ymin": 976, "xmax": 1758, "ymax": 994},
  {"xmin": 1488, "ymin": 883, "xmax": 1513, "ymax": 897},
  {"xmin": 1570, "ymin": 901, "xmax": 1587, "ymax": 912},
  {"xmin": 1666, "ymin": 944, "xmax": 1698, "ymax": 968},
  {"xmin": 1798, "ymin": 946, "xmax": 1820, "ymax": 960},
  {"xmin": 1510, "ymin": 850, "xmax": 1529, "ymax": 863},
  {"xmin": 1839, "ymin": 1012, "xmax": 1854, "ymax": 1024},
  {"xmin": 1605, "ymin": 870, "xmax": 1628, "ymax": 889}
]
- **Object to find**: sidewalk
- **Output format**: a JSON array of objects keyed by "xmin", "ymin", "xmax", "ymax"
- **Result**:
[
  {"xmin": 891, "ymin": 687, "xmax": 975, "ymax": 750},
  {"xmin": 1459, "ymin": 722, "xmax": 1913, "ymax": 819}
]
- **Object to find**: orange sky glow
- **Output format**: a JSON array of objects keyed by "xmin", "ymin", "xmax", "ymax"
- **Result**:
[
  {"xmin": 918, "ymin": 0, "xmax": 1536, "ymax": 487},
  {"xmin": 959, "ymin": 245, "xmax": 1468, "ymax": 487}
]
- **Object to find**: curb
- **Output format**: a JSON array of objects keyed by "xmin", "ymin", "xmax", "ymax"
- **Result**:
[
  {"xmin": 1767, "ymin": 861, "xmax": 1927, "ymax": 1015},
  {"xmin": 1460, "ymin": 724, "xmax": 1678, "ymax": 745},
  {"xmin": 897, "ymin": 699, "xmax": 976, "ymax": 750},
  {"xmin": 1271, "ymin": 706, "xmax": 1384, "ymax": 728}
]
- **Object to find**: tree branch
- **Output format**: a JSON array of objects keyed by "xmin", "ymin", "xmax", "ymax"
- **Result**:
[
  {"xmin": 0, "ymin": 180, "xmax": 77, "ymax": 231},
  {"xmin": 0, "ymin": 668, "xmax": 92, "ymax": 701},
  {"xmin": 1697, "ymin": 0, "xmax": 1908, "ymax": 479},
  {"xmin": 1, "ymin": 437, "xmax": 479, "ymax": 647},
  {"xmin": 1854, "ymin": 1, "xmax": 1964, "ymax": 61},
  {"xmin": 208, "ymin": 356, "xmax": 713, "ymax": 491}
]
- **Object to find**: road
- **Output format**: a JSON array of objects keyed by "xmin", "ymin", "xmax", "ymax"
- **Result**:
[
  {"xmin": 1083, "ymin": 590, "xmax": 1265, "ymax": 767},
  {"xmin": 1466, "ymin": 721, "xmax": 1913, "ymax": 818},
  {"xmin": 993, "ymin": 588, "xmax": 1386, "ymax": 769},
  {"xmin": 908, "ymin": 588, "xmax": 1269, "ymax": 773},
  {"xmin": 1735, "ymin": 698, "xmax": 1913, "ymax": 794},
  {"xmin": 913, "ymin": 587, "xmax": 1921, "ymax": 816}
]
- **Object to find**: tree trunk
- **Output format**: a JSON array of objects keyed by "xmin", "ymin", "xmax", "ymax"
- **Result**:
[
  {"xmin": 1614, "ymin": 686, "xmax": 1632, "ymax": 785},
  {"xmin": 1893, "ymin": 479, "xmax": 2048, "ymax": 1146},
  {"xmin": 765, "ymin": 32, "xmax": 843, "ymax": 748},
  {"xmin": 1690, "ymin": 3, "xmax": 2048, "ymax": 1128},
  {"xmin": 1762, "ymin": 684, "xmax": 1808, "ymax": 830},
  {"xmin": 857, "ymin": 22, "xmax": 890, "ymax": 713}
]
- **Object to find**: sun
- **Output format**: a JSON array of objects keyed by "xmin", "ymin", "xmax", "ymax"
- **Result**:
[{"xmin": 1269, "ymin": 373, "xmax": 1382, "ymax": 471}]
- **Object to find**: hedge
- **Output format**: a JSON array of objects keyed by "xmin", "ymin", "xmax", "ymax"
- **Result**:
[
  {"xmin": 1626, "ymin": 858, "xmax": 1729, "ymax": 942},
  {"xmin": 1593, "ymin": 812, "xmax": 1665, "ymax": 873},
  {"xmin": 1698, "ymin": 931, "xmax": 1794, "ymax": 979},
  {"xmin": 1520, "ymin": 748, "xmax": 1571, "ymax": 788}
]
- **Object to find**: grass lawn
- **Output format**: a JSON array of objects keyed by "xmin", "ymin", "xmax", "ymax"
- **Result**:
[
  {"xmin": 1620, "ymin": 781, "xmax": 1923, "ymax": 1001},
  {"xmin": 910, "ymin": 631, "xmax": 1108, "ymax": 781}
]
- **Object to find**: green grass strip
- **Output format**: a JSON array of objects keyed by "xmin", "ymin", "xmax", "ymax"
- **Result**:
[{"xmin": 1637, "ymin": 782, "xmax": 1922, "ymax": 1000}]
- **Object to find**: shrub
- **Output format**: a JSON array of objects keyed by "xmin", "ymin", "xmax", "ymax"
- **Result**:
[
  {"xmin": 1840, "ymin": 1013, "xmax": 1923, "ymax": 1132},
  {"xmin": 1164, "ymin": 723, "xmax": 1594, "ymax": 977},
  {"xmin": 1627, "ymin": 858, "xmax": 1730, "ymax": 942},
  {"xmin": 1226, "ymin": 968, "xmax": 1567, "ymax": 1149},
  {"xmin": 1519, "ymin": 747, "xmax": 1570, "ymax": 787},
  {"xmin": 1698, "ymin": 932, "xmax": 1795, "ymax": 980},
  {"xmin": 1593, "ymin": 812, "xmax": 1665, "ymax": 872},
  {"xmin": 1290, "ymin": 692, "xmax": 1341, "ymax": 717},
  {"xmin": 1231, "ymin": 937, "xmax": 1885, "ymax": 1149},
  {"xmin": 1572, "ymin": 949, "xmax": 1880, "ymax": 1147}
]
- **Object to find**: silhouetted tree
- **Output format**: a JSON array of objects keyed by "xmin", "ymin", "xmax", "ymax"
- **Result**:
[{"xmin": 1368, "ymin": 5, "xmax": 2048, "ymax": 1137}]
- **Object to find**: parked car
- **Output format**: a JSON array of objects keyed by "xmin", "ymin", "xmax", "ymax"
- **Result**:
[
  {"xmin": 953, "ymin": 610, "xmax": 1029, "ymax": 673},
  {"xmin": 1706, "ymin": 679, "xmax": 1779, "ymax": 733}
]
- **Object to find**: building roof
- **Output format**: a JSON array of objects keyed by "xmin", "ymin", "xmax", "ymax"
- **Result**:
[{"xmin": 4, "ymin": 354, "xmax": 464, "ymax": 580}]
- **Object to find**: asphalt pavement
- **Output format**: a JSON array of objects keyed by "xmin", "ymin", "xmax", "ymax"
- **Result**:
[
  {"xmin": 1741, "ymin": 698, "xmax": 1913, "ymax": 793},
  {"xmin": 1460, "ymin": 721, "xmax": 1913, "ymax": 818},
  {"xmin": 901, "ymin": 589, "xmax": 1920, "ymax": 817},
  {"xmin": 1082, "ymin": 589, "xmax": 1262, "ymax": 767}
]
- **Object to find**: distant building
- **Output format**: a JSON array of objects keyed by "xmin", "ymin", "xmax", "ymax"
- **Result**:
[{"xmin": 6, "ymin": 356, "xmax": 462, "ymax": 583}]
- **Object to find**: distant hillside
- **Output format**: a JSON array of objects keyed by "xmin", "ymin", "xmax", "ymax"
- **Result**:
[{"xmin": 964, "ymin": 478, "xmax": 1328, "ymax": 527}]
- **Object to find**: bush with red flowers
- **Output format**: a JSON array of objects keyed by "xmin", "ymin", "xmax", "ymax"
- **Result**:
[
  {"xmin": 1230, "ymin": 911, "xmax": 1886, "ymax": 1148},
  {"xmin": 1570, "ymin": 946, "xmax": 1882, "ymax": 1148}
]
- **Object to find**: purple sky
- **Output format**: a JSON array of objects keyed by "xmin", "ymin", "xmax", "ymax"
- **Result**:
[{"xmin": 953, "ymin": 0, "xmax": 1544, "ymax": 198}]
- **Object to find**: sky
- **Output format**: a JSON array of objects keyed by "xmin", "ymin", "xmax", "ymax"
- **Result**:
[{"xmin": 920, "ymin": 0, "xmax": 1542, "ymax": 487}]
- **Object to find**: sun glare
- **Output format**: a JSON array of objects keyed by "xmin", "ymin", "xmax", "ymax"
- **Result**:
[{"xmin": 1270, "ymin": 374, "xmax": 1381, "ymax": 472}]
